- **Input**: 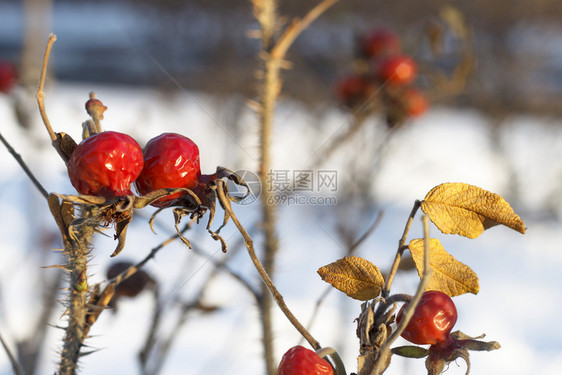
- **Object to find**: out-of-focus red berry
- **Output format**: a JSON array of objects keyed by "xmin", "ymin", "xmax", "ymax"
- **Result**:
[
  {"xmin": 376, "ymin": 55, "xmax": 417, "ymax": 85},
  {"xmin": 361, "ymin": 28, "xmax": 401, "ymax": 59},
  {"xmin": 0, "ymin": 61, "xmax": 17, "ymax": 93},
  {"xmin": 335, "ymin": 75, "xmax": 374, "ymax": 108},
  {"xmin": 403, "ymin": 88, "xmax": 429, "ymax": 117}
]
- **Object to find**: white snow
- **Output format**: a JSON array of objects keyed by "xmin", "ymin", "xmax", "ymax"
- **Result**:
[{"xmin": 0, "ymin": 84, "xmax": 561, "ymax": 375}]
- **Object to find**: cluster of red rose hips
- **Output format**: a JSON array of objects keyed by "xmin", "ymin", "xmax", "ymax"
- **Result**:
[
  {"xmin": 335, "ymin": 28, "xmax": 428, "ymax": 126},
  {"xmin": 67, "ymin": 99, "xmax": 202, "ymax": 207}
]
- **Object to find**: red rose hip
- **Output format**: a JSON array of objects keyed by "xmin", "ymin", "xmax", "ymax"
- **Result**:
[
  {"xmin": 278, "ymin": 346, "xmax": 333, "ymax": 375},
  {"xmin": 67, "ymin": 131, "xmax": 144, "ymax": 198},
  {"xmin": 396, "ymin": 290, "xmax": 457, "ymax": 345},
  {"xmin": 135, "ymin": 133, "xmax": 201, "ymax": 207}
]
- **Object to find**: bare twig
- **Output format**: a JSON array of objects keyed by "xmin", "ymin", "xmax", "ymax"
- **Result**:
[
  {"xmin": 348, "ymin": 211, "xmax": 384, "ymax": 256},
  {"xmin": 0, "ymin": 132, "xmax": 49, "ymax": 199},
  {"xmin": 84, "ymin": 221, "xmax": 192, "ymax": 335},
  {"xmin": 382, "ymin": 200, "xmax": 421, "ymax": 298},
  {"xmin": 304, "ymin": 211, "xmax": 384, "ymax": 336},
  {"xmin": 271, "ymin": 0, "xmax": 340, "ymax": 60},
  {"xmin": 35, "ymin": 33, "xmax": 57, "ymax": 143},
  {"xmin": 0, "ymin": 332, "xmax": 24, "ymax": 375},
  {"xmin": 144, "ymin": 270, "xmax": 221, "ymax": 375},
  {"xmin": 139, "ymin": 287, "xmax": 161, "ymax": 375},
  {"xmin": 145, "ymin": 212, "xmax": 261, "ymax": 298},
  {"xmin": 19, "ymin": 268, "xmax": 64, "ymax": 375},
  {"xmin": 371, "ymin": 215, "xmax": 432, "ymax": 374}
]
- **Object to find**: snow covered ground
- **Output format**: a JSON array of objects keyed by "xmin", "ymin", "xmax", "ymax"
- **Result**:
[{"xmin": 0, "ymin": 84, "xmax": 561, "ymax": 374}]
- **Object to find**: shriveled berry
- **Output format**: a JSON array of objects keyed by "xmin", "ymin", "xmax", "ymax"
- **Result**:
[
  {"xmin": 135, "ymin": 133, "xmax": 201, "ymax": 207},
  {"xmin": 278, "ymin": 346, "xmax": 333, "ymax": 375},
  {"xmin": 67, "ymin": 131, "xmax": 144, "ymax": 198},
  {"xmin": 106, "ymin": 261, "xmax": 150, "ymax": 298}
]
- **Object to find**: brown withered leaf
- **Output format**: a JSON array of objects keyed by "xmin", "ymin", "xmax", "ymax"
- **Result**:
[
  {"xmin": 409, "ymin": 238, "xmax": 479, "ymax": 296},
  {"xmin": 318, "ymin": 256, "xmax": 384, "ymax": 301},
  {"xmin": 421, "ymin": 183, "xmax": 526, "ymax": 238}
]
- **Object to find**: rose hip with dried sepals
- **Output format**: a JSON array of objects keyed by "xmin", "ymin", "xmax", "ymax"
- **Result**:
[
  {"xmin": 396, "ymin": 290, "xmax": 457, "ymax": 345},
  {"xmin": 135, "ymin": 133, "xmax": 201, "ymax": 207},
  {"xmin": 278, "ymin": 346, "xmax": 334, "ymax": 375},
  {"xmin": 67, "ymin": 131, "xmax": 144, "ymax": 198}
]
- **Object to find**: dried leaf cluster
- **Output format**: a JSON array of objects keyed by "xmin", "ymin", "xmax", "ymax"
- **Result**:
[{"xmin": 318, "ymin": 182, "xmax": 525, "ymax": 374}]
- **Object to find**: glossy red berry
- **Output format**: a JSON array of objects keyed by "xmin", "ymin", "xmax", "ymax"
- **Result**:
[
  {"xmin": 376, "ymin": 55, "xmax": 417, "ymax": 85},
  {"xmin": 396, "ymin": 291, "xmax": 458, "ymax": 345},
  {"xmin": 278, "ymin": 346, "xmax": 333, "ymax": 375},
  {"xmin": 135, "ymin": 133, "xmax": 201, "ymax": 207},
  {"xmin": 67, "ymin": 131, "xmax": 144, "ymax": 198},
  {"xmin": 106, "ymin": 261, "xmax": 150, "ymax": 298},
  {"xmin": 335, "ymin": 75, "xmax": 374, "ymax": 108},
  {"xmin": 403, "ymin": 88, "xmax": 429, "ymax": 117},
  {"xmin": 0, "ymin": 61, "xmax": 17, "ymax": 93},
  {"xmin": 361, "ymin": 28, "xmax": 401, "ymax": 59}
]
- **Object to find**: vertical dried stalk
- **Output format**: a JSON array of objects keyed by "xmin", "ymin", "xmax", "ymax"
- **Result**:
[
  {"xmin": 251, "ymin": 1, "xmax": 339, "ymax": 373},
  {"xmin": 252, "ymin": 0, "xmax": 282, "ymax": 372}
]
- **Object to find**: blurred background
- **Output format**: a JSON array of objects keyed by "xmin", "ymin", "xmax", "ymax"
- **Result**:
[
  {"xmin": 1, "ymin": 0, "xmax": 561, "ymax": 114},
  {"xmin": 0, "ymin": 1, "xmax": 561, "ymax": 374}
]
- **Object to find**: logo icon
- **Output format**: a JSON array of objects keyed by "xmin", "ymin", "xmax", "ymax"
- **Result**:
[{"xmin": 227, "ymin": 169, "xmax": 261, "ymax": 205}]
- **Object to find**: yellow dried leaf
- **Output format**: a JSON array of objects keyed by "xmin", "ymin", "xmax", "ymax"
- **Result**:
[
  {"xmin": 409, "ymin": 238, "xmax": 479, "ymax": 296},
  {"xmin": 421, "ymin": 182, "xmax": 526, "ymax": 238},
  {"xmin": 317, "ymin": 256, "xmax": 384, "ymax": 301}
]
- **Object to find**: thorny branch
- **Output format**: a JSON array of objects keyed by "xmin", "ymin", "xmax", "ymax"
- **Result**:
[{"xmin": 252, "ymin": 1, "xmax": 339, "ymax": 372}]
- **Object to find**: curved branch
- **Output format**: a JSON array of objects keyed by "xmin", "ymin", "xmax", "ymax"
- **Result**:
[
  {"xmin": 36, "ymin": 33, "xmax": 57, "ymax": 143},
  {"xmin": 216, "ymin": 180, "xmax": 321, "ymax": 350}
]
